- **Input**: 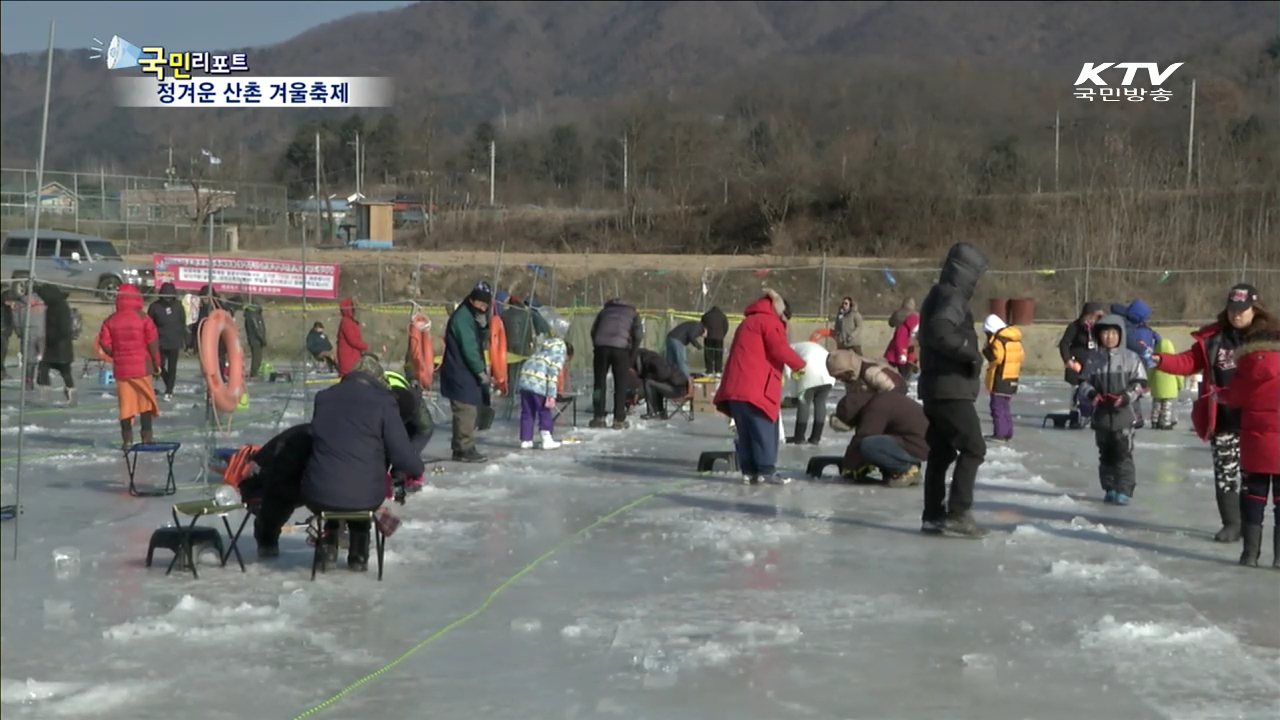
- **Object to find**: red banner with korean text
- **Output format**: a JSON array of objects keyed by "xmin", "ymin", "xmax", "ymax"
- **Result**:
[{"xmin": 151, "ymin": 254, "xmax": 341, "ymax": 299}]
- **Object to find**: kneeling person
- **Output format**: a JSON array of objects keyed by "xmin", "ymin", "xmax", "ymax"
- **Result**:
[
  {"xmin": 635, "ymin": 348, "xmax": 688, "ymax": 420},
  {"xmin": 837, "ymin": 390, "xmax": 930, "ymax": 487}
]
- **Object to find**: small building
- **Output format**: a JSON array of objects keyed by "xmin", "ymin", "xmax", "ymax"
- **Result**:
[
  {"xmin": 352, "ymin": 199, "xmax": 395, "ymax": 242},
  {"xmin": 28, "ymin": 182, "xmax": 79, "ymax": 215},
  {"xmin": 120, "ymin": 183, "xmax": 236, "ymax": 222}
]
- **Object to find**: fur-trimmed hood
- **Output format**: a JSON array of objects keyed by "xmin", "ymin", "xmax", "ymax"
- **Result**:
[
  {"xmin": 744, "ymin": 288, "xmax": 791, "ymax": 322},
  {"xmin": 1238, "ymin": 328, "xmax": 1280, "ymax": 355}
]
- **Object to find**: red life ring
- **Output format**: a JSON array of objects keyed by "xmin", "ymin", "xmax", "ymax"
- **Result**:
[
  {"xmin": 408, "ymin": 313, "xmax": 434, "ymax": 387},
  {"xmin": 489, "ymin": 314, "xmax": 509, "ymax": 395},
  {"xmin": 809, "ymin": 328, "xmax": 833, "ymax": 344},
  {"xmin": 198, "ymin": 309, "xmax": 246, "ymax": 414}
]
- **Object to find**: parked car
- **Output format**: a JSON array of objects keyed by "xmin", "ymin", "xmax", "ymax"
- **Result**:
[{"xmin": 0, "ymin": 230, "xmax": 154, "ymax": 299}]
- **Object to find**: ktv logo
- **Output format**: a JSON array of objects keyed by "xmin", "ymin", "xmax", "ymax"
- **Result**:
[{"xmin": 1074, "ymin": 62, "xmax": 1184, "ymax": 87}]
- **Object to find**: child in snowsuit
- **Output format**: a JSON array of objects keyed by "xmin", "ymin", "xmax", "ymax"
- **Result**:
[
  {"xmin": 1124, "ymin": 299, "xmax": 1161, "ymax": 429},
  {"xmin": 1147, "ymin": 337, "xmax": 1183, "ymax": 430},
  {"xmin": 1078, "ymin": 314, "xmax": 1148, "ymax": 505},
  {"xmin": 516, "ymin": 336, "xmax": 572, "ymax": 449},
  {"xmin": 981, "ymin": 314, "xmax": 1022, "ymax": 442}
]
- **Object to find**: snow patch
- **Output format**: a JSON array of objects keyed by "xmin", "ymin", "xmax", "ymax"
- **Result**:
[
  {"xmin": 1, "ymin": 678, "xmax": 163, "ymax": 717},
  {"xmin": 1048, "ymin": 559, "xmax": 1164, "ymax": 582},
  {"xmin": 1081, "ymin": 615, "xmax": 1238, "ymax": 651},
  {"xmin": 414, "ymin": 483, "xmax": 511, "ymax": 502},
  {"xmin": 103, "ymin": 595, "xmax": 294, "ymax": 643}
]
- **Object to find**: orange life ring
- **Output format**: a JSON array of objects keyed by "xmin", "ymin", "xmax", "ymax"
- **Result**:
[
  {"xmin": 557, "ymin": 363, "xmax": 568, "ymax": 394},
  {"xmin": 408, "ymin": 313, "xmax": 434, "ymax": 388},
  {"xmin": 488, "ymin": 314, "xmax": 509, "ymax": 395},
  {"xmin": 198, "ymin": 309, "xmax": 246, "ymax": 414},
  {"xmin": 809, "ymin": 328, "xmax": 833, "ymax": 343}
]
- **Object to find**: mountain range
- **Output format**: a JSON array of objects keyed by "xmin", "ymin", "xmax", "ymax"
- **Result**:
[{"xmin": 1, "ymin": 0, "xmax": 1273, "ymax": 172}]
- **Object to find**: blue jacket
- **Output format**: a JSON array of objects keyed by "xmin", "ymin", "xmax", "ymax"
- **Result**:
[
  {"xmin": 516, "ymin": 336, "xmax": 567, "ymax": 398},
  {"xmin": 1123, "ymin": 299, "xmax": 1161, "ymax": 357},
  {"xmin": 439, "ymin": 302, "xmax": 489, "ymax": 406},
  {"xmin": 302, "ymin": 372, "xmax": 425, "ymax": 510}
]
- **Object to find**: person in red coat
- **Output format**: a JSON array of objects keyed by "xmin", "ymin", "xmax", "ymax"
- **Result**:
[
  {"xmin": 1221, "ymin": 312, "xmax": 1279, "ymax": 568},
  {"xmin": 335, "ymin": 297, "xmax": 369, "ymax": 376},
  {"xmin": 714, "ymin": 289, "xmax": 806, "ymax": 484},
  {"xmin": 1152, "ymin": 283, "xmax": 1266, "ymax": 542},
  {"xmin": 97, "ymin": 284, "xmax": 162, "ymax": 449}
]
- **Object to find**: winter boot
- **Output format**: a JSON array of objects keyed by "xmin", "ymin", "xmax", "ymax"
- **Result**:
[
  {"xmin": 1113, "ymin": 493, "xmax": 1131, "ymax": 506},
  {"xmin": 519, "ymin": 440, "xmax": 535, "ymax": 450},
  {"xmin": 1239, "ymin": 525, "xmax": 1262, "ymax": 567},
  {"xmin": 538, "ymin": 431, "xmax": 561, "ymax": 450},
  {"xmin": 120, "ymin": 427, "xmax": 133, "ymax": 451},
  {"xmin": 886, "ymin": 465, "xmax": 921, "ymax": 488},
  {"xmin": 347, "ymin": 527, "xmax": 370, "ymax": 572},
  {"xmin": 1103, "ymin": 490, "xmax": 1117, "ymax": 503},
  {"xmin": 140, "ymin": 429, "xmax": 154, "ymax": 445},
  {"xmin": 588, "ymin": 417, "xmax": 609, "ymax": 429},
  {"xmin": 807, "ymin": 426, "xmax": 824, "ymax": 445},
  {"xmin": 611, "ymin": 419, "xmax": 630, "ymax": 430},
  {"xmin": 1213, "ymin": 488, "xmax": 1243, "ymax": 543},
  {"xmin": 942, "ymin": 511, "xmax": 990, "ymax": 539},
  {"xmin": 452, "ymin": 447, "xmax": 488, "ymax": 463}
]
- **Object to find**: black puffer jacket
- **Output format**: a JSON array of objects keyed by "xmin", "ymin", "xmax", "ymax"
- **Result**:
[
  {"xmin": 1058, "ymin": 302, "xmax": 1103, "ymax": 384},
  {"xmin": 590, "ymin": 299, "xmax": 642, "ymax": 351},
  {"xmin": 147, "ymin": 283, "xmax": 188, "ymax": 351},
  {"xmin": 243, "ymin": 303, "xmax": 267, "ymax": 347},
  {"xmin": 701, "ymin": 307, "xmax": 729, "ymax": 341},
  {"xmin": 34, "ymin": 283, "xmax": 75, "ymax": 364},
  {"xmin": 635, "ymin": 348, "xmax": 687, "ymax": 387},
  {"xmin": 917, "ymin": 242, "xmax": 988, "ymax": 402},
  {"xmin": 667, "ymin": 320, "xmax": 704, "ymax": 349},
  {"xmin": 240, "ymin": 423, "xmax": 314, "ymax": 504},
  {"xmin": 302, "ymin": 372, "xmax": 425, "ymax": 510}
]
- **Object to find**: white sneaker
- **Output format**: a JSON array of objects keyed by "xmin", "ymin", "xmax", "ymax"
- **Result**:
[
  {"xmin": 163, "ymin": 393, "xmax": 173, "ymax": 402},
  {"xmin": 538, "ymin": 432, "xmax": 561, "ymax": 450},
  {"xmin": 520, "ymin": 440, "xmax": 535, "ymax": 450},
  {"xmin": 764, "ymin": 473, "xmax": 792, "ymax": 485}
]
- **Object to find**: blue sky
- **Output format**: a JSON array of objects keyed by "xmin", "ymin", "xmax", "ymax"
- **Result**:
[{"xmin": 0, "ymin": 1, "xmax": 418, "ymax": 54}]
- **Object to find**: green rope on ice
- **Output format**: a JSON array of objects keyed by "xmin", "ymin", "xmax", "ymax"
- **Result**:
[{"xmin": 290, "ymin": 478, "xmax": 693, "ymax": 720}]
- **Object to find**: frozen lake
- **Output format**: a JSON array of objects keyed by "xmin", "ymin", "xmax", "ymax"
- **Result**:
[{"xmin": 1, "ymin": 367, "xmax": 1277, "ymax": 720}]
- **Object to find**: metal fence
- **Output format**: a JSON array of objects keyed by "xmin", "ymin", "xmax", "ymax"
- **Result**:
[{"xmin": 0, "ymin": 167, "xmax": 289, "ymax": 253}]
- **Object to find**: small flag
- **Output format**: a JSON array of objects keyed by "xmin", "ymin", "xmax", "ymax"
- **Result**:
[
  {"xmin": 883, "ymin": 268, "xmax": 897, "ymax": 286},
  {"xmin": 201, "ymin": 148, "xmax": 222, "ymax": 165}
]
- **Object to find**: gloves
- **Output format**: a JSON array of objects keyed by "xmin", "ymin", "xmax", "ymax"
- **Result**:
[
  {"xmin": 792, "ymin": 368, "xmax": 806, "ymax": 378},
  {"xmin": 544, "ymin": 395, "xmax": 557, "ymax": 409},
  {"xmin": 477, "ymin": 371, "xmax": 491, "ymax": 387}
]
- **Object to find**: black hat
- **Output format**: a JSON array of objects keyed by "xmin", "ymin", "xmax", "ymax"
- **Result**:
[{"xmin": 1226, "ymin": 283, "xmax": 1258, "ymax": 311}]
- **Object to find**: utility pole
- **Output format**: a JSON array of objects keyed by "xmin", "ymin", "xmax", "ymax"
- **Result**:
[
  {"xmin": 1054, "ymin": 110, "xmax": 1061, "ymax": 193},
  {"xmin": 314, "ymin": 132, "xmax": 322, "ymax": 241},
  {"xmin": 488, "ymin": 140, "xmax": 496, "ymax": 206},
  {"xmin": 1185, "ymin": 78, "xmax": 1197, "ymax": 190},
  {"xmin": 355, "ymin": 132, "xmax": 361, "ymax": 196},
  {"xmin": 621, "ymin": 135, "xmax": 628, "ymax": 197}
]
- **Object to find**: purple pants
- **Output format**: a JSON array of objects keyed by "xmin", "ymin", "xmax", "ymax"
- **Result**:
[
  {"xmin": 520, "ymin": 390, "xmax": 555, "ymax": 441},
  {"xmin": 989, "ymin": 393, "xmax": 1013, "ymax": 439}
]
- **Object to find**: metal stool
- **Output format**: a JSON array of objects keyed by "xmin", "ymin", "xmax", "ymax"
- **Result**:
[{"xmin": 123, "ymin": 442, "xmax": 181, "ymax": 497}]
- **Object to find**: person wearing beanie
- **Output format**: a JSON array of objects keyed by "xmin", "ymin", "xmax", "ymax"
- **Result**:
[
  {"xmin": 981, "ymin": 313, "xmax": 1023, "ymax": 442},
  {"xmin": 440, "ymin": 284, "xmax": 493, "ymax": 462},
  {"xmin": 1059, "ymin": 301, "xmax": 1105, "ymax": 427},
  {"xmin": 147, "ymin": 282, "xmax": 187, "ymax": 400}
]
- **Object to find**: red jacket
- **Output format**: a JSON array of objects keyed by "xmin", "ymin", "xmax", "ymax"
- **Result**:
[
  {"xmin": 97, "ymin": 284, "xmax": 159, "ymax": 380},
  {"xmin": 335, "ymin": 298, "xmax": 368, "ymax": 375},
  {"xmin": 1154, "ymin": 323, "xmax": 1234, "ymax": 441},
  {"xmin": 884, "ymin": 312, "xmax": 919, "ymax": 365},
  {"xmin": 1221, "ymin": 329, "xmax": 1279, "ymax": 475},
  {"xmin": 714, "ymin": 290, "xmax": 806, "ymax": 421}
]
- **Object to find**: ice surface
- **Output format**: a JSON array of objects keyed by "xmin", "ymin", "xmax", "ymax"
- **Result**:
[{"xmin": 3, "ymin": 370, "xmax": 1279, "ymax": 719}]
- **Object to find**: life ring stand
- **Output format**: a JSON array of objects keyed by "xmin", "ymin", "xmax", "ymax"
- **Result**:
[
  {"xmin": 198, "ymin": 309, "xmax": 246, "ymax": 415},
  {"xmin": 407, "ymin": 304, "xmax": 435, "ymax": 388},
  {"xmin": 809, "ymin": 328, "xmax": 833, "ymax": 344}
]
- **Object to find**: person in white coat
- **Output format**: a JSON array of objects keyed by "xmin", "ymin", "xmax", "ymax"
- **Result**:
[{"xmin": 783, "ymin": 341, "xmax": 837, "ymax": 445}]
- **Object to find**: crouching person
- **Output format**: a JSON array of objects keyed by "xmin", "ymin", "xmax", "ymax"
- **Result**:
[
  {"xmin": 244, "ymin": 423, "xmax": 314, "ymax": 558},
  {"xmin": 837, "ymin": 390, "xmax": 930, "ymax": 487},
  {"xmin": 302, "ymin": 355, "xmax": 425, "ymax": 571},
  {"xmin": 516, "ymin": 336, "xmax": 572, "ymax": 449},
  {"xmin": 635, "ymin": 347, "xmax": 689, "ymax": 420}
]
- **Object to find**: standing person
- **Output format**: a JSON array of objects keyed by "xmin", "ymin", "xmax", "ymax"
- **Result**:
[
  {"xmin": 1058, "ymin": 302, "xmax": 1105, "ymax": 428},
  {"xmin": 784, "ymin": 340, "xmax": 836, "ymax": 445},
  {"xmin": 515, "ymin": 336, "xmax": 572, "ymax": 449},
  {"xmin": 713, "ymin": 289, "xmax": 806, "ymax": 485},
  {"xmin": 700, "ymin": 306, "xmax": 729, "ymax": 376},
  {"xmin": 665, "ymin": 318, "xmax": 704, "ymax": 380},
  {"xmin": 884, "ymin": 298, "xmax": 920, "ymax": 379},
  {"xmin": 14, "ymin": 282, "xmax": 45, "ymax": 390},
  {"xmin": 1147, "ymin": 337, "xmax": 1183, "ymax": 430},
  {"xmin": 439, "ymin": 284, "xmax": 492, "ymax": 463},
  {"xmin": 917, "ymin": 242, "xmax": 990, "ymax": 538},
  {"xmin": 1078, "ymin": 314, "xmax": 1148, "ymax": 505},
  {"xmin": 589, "ymin": 297, "xmax": 643, "ymax": 429},
  {"xmin": 0, "ymin": 285, "xmax": 16, "ymax": 379},
  {"xmin": 147, "ymin": 282, "xmax": 186, "ymax": 400},
  {"xmin": 335, "ymin": 297, "xmax": 369, "ymax": 376},
  {"xmin": 182, "ymin": 291, "xmax": 201, "ymax": 352},
  {"xmin": 1220, "ymin": 309, "xmax": 1279, "ymax": 568},
  {"xmin": 97, "ymin": 285, "xmax": 161, "ymax": 449},
  {"xmin": 981, "ymin": 314, "xmax": 1023, "ymax": 442},
  {"xmin": 303, "ymin": 354, "xmax": 424, "ymax": 572},
  {"xmin": 242, "ymin": 295, "xmax": 268, "ymax": 380},
  {"xmin": 833, "ymin": 297, "xmax": 863, "ymax": 353},
  {"xmin": 1151, "ymin": 284, "xmax": 1265, "ymax": 542},
  {"xmin": 34, "ymin": 283, "xmax": 76, "ymax": 403},
  {"xmin": 1123, "ymin": 299, "xmax": 1160, "ymax": 429}
]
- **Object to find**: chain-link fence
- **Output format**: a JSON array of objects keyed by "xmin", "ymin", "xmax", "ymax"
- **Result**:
[{"xmin": 0, "ymin": 168, "xmax": 288, "ymax": 254}]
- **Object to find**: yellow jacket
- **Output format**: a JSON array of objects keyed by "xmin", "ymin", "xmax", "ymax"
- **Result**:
[{"xmin": 983, "ymin": 326, "xmax": 1023, "ymax": 395}]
